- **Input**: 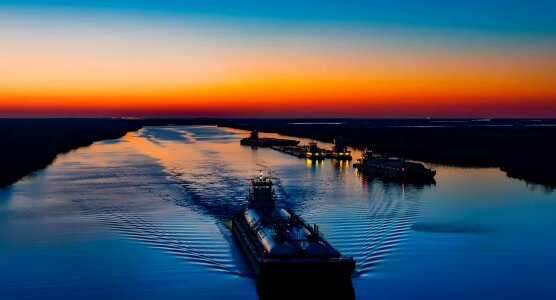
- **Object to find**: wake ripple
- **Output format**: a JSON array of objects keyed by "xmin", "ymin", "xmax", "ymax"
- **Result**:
[{"xmin": 86, "ymin": 207, "xmax": 248, "ymax": 276}]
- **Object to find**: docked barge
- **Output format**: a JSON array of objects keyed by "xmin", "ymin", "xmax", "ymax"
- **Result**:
[
  {"xmin": 231, "ymin": 174, "xmax": 355, "ymax": 280},
  {"xmin": 270, "ymin": 145, "xmax": 306, "ymax": 157},
  {"xmin": 240, "ymin": 130, "xmax": 300, "ymax": 147},
  {"xmin": 271, "ymin": 142, "xmax": 328, "ymax": 160}
]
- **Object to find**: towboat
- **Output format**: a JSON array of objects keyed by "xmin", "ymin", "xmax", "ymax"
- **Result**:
[{"xmin": 231, "ymin": 174, "xmax": 355, "ymax": 280}]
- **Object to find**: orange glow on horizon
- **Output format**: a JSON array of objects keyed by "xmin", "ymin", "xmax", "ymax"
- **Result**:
[
  {"xmin": 2, "ymin": 12, "xmax": 556, "ymax": 117},
  {"xmin": 2, "ymin": 68, "xmax": 555, "ymax": 117}
]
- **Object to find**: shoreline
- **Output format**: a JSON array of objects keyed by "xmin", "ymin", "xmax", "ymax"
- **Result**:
[
  {"xmin": 217, "ymin": 119, "xmax": 556, "ymax": 189},
  {"xmin": 2, "ymin": 118, "xmax": 555, "ymax": 190},
  {"xmin": 0, "ymin": 118, "xmax": 217, "ymax": 189},
  {"xmin": 0, "ymin": 119, "xmax": 142, "ymax": 189}
]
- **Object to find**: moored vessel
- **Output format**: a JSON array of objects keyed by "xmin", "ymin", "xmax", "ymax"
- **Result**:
[
  {"xmin": 305, "ymin": 142, "xmax": 325, "ymax": 160},
  {"xmin": 231, "ymin": 173, "xmax": 355, "ymax": 281},
  {"xmin": 331, "ymin": 137, "xmax": 352, "ymax": 160},
  {"xmin": 354, "ymin": 150, "xmax": 436, "ymax": 182}
]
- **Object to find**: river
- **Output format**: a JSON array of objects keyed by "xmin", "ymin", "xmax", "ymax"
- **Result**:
[{"xmin": 0, "ymin": 125, "xmax": 554, "ymax": 299}]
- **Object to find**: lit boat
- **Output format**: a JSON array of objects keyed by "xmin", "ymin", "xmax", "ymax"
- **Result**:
[
  {"xmin": 331, "ymin": 137, "xmax": 352, "ymax": 160},
  {"xmin": 231, "ymin": 174, "xmax": 355, "ymax": 280},
  {"xmin": 305, "ymin": 142, "xmax": 325, "ymax": 160},
  {"xmin": 354, "ymin": 150, "xmax": 436, "ymax": 182}
]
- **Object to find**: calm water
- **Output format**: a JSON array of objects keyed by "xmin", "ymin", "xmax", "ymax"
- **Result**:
[{"xmin": 1, "ymin": 125, "xmax": 555, "ymax": 299}]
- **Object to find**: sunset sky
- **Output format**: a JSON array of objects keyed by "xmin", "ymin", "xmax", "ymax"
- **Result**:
[{"xmin": 1, "ymin": 1, "xmax": 556, "ymax": 117}]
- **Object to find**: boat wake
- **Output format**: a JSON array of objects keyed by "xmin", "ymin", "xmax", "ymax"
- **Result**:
[
  {"xmin": 57, "ymin": 129, "xmax": 255, "ymax": 277},
  {"xmin": 93, "ymin": 209, "xmax": 246, "ymax": 276},
  {"xmin": 87, "ymin": 126, "xmax": 425, "ymax": 279}
]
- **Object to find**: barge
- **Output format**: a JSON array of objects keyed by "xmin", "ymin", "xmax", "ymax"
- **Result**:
[
  {"xmin": 232, "ymin": 174, "xmax": 355, "ymax": 281},
  {"xmin": 240, "ymin": 130, "xmax": 300, "ymax": 147},
  {"xmin": 271, "ymin": 142, "xmax": 328, "ymax": 160},
  {"xmin": 270, "ymin": 145, "xmax": 306, "ymax": 158},
  {"xmin": 354, "ymin": 150, "xmax": 436, "ymax": 182}
]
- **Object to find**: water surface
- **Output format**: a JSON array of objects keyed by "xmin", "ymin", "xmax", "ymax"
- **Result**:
[{"xmin": 0, "ymin": 125, "xmax": 554, "ymax": 299}]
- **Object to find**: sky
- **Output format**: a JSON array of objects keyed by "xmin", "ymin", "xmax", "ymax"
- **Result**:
[{"xmin": 1, "ymin": 1, "xmax": 556, "ymax": 117}]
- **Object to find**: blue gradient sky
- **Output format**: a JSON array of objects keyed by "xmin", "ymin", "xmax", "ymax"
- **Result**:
[
  {"xmin": 3, "ymin": 0, "xmax": 555, "ymax": 33},
  {"xmin": 1, "ymin": 1, "xmax": 555, "ymax": 117}
]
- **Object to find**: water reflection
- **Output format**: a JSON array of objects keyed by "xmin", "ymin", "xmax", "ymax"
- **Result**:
[
  {"xmin": 331, "ymin": 159, "xmax": 350, "ymax": 169},
  {"xmin": 305, "ymin": 158, "xmax": 324, "ymax": 167},
  {"xmin": 358, "ymin": 172, "xmax": 436, "ymax": 190}
]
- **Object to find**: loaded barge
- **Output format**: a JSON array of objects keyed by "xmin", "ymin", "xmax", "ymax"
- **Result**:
[
  {"xmin": 232, "ymin": 174, "xmax": 355, "ymax": 281},
  {"xmin": 240, "ymin": 130, "xmax": 300, "ymax": 147},
  {"xmin": 354, "ymin": 150, "xmax": 436, "ymax": 182},
  {"xmin": 271, "ymin": 142, "xmax": 329, "ymax": 160},
  {"xmin": 270, "ymin": 145, "xmax": 306, "ymax": 158},
  {"xmin": 271, "ymin": 138, "xmax": 353, "ymax": 162}
]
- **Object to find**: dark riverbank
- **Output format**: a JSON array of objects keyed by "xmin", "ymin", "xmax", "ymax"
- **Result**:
[
  {"xmin": 218, "ymin": 118, "xmax": 556, "ymax": 189},
  {"xmin": 0, "ymin": 119, "xmax": 143, "ymax": 188},
  {"xmin": 0, "ymin": 118, "xmax": 222, "ymax": 189},
  {"xmin": 2, "ymin": 118, "xmax": 555, "ymax": 190}
]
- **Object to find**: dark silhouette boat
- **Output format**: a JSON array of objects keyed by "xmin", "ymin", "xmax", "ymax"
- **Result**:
[
  {"xmin": 240, "ymin": 130, "xmax": 300, "ymax": 147},
  {"xmin": 331, "ymin": 137, "xmax": 352, "ymax": 160},
  {"xmin": 354, "ymin": 150, "xmax": 436, "ymax": 182},
  {"xmin": 232, "ymin": 174, "xmax": 355, "ymax": 282},
  {"xmin": 305, "ymin": 142, "xmax": 325, "ymax": 160}
]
